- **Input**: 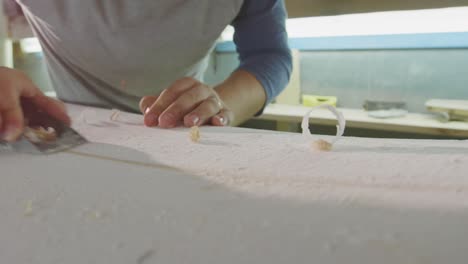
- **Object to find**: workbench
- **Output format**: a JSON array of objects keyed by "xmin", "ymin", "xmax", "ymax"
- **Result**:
[
  {"xmin": 258, "ymin": 104, "xmax": 468, "ymax": 138},
  {"xmin": 1, "ymin": 104, "xmax": 468, "ymax": 264}
]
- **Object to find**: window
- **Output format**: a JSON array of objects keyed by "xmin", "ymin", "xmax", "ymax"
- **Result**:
[{"xmin": 286, "ymin": 7, "xmax": 468, "ymax": 38}]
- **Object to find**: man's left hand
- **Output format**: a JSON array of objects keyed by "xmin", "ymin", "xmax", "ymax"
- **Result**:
[{"xmin": 139, "ymin": 77, "xmax": 233, "ymax": 128}]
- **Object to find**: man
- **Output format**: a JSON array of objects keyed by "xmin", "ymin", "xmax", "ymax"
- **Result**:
[{"xmin": 0, "ymin": 0, "xmax": 291, "ymax": 141}]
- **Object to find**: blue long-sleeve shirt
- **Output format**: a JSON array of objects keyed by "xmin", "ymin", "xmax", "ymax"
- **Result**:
[{"xmin": 232, "ymin": 0, "xmax": 293, "ymax": 110}]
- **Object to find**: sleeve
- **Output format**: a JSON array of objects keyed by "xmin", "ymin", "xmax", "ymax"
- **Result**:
[{"xmin": 231, "ymin": 0, "xmax": 292, "ymax": 114}]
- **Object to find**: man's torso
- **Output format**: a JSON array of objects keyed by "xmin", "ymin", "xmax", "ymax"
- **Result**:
[{"xmin": 18, "ymin": 0, "xmax": 243, "ymax": 110}]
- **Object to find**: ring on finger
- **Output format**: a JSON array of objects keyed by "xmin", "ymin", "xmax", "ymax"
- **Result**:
[{"xmin": 208, "ymin": 95, "xmax": 223, "ymax": 110}]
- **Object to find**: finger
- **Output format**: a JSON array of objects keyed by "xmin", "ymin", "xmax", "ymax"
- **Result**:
[
  {"xmin": 144, "ymin": 77, "xmax": 199, "ymax": 127},
  {"xmin": 0, "ymin": 90, "xmax": 25, "ymax": 141},
  {"xmin": 210, "ymin": 109, "xmax": 233, "ymax": 127},
  {"xmin": 52, "ymin": 98, "xmax": 67, "ymax": 112},
  {"xmin": 32, "ymin": 96, "xmax": 71, "ymax": 125},
  {"xmin": 159, "ymin": 84, "xmax": 212, "ymax": 128},
  {"xmin": 139, "ymin": 96, "xmax": 158, "ymax": 114},
  {"xmin": 184, "ymin": 96, "xmax": 222, "ymax": 127}
]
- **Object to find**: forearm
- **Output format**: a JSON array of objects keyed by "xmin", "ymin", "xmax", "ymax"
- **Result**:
[
  {"xmin": 222, "ymin": 0, "xmax": 291, "ymax": 127},
  {"xmin": 214, "ymin": 70, "xmax": 266, "ymax": 126}
]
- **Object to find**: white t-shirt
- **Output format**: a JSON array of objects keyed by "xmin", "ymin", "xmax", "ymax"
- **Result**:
[{"xmin": 18, "ymin": 0, "xmax": 244, "ymax": 111}]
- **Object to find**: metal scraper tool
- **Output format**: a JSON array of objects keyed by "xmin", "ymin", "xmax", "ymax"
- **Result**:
[{"xmin": 0, "ymin": 109, "xmax": 87, "ymax": 155}]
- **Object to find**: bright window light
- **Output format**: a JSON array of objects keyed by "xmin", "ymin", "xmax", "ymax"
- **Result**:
[
  {"xmin": 220, "ymin": 7, "xmax": 468, "ymax": 41},
  {"xmin": 19, "ymin": 37, "xmax": 42, "ymax": 53},
  {"xmin": 287, "ymin": 7, "xmax": 468, "ymax": 38}
]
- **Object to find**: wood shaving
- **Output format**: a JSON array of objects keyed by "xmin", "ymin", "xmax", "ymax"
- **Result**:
[
  {"xmin": 137, "ymin": 249, "xmax": 155, "ymax": 264},
  {"xmin": 23, "ymin": 126, "xmax": 57, "ymax": 143},
  {"xmin": 91, "ymin": 210, "xmax": 102, "ymax": 219},
  {"xmin": 110, "ymin": 109, "xmax": 121, "ymax": 121},
  {"xmin": 301, "ymin": 105, "xmax": 346, "ymax": 151},
  {"xmin": 79, "ymin": 110, "xmax": 93, "ymax": 125},
  {"xmin": 83, "ymin": 208, "xmax": 105, "ymax": 220},
  {"xmin": 110, "ymin": 109, "xmax": 144, "ymax": 126},
  {"xmin": 312, "ymin": 139, "xmax": 333, "ymax": 151},
  {"xmin": 120, "ymin": 79, "xmax": 127, "ymax": 91},
  {"xmin": 190, "ymin": 126, "xmax": 200, "ymax": 143},
  {"xmin": 24, "ymin": 200, "xmax": 33, "ymax": 216},
  {"xmin": 79, "ymin": 109, "xmax": 144, "ymax": 127}
]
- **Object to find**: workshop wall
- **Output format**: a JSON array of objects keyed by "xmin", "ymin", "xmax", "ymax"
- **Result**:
[
  {"xmin": 13, "ymin": 46, "xmax": 53, "ymax": 94},
  {"xmin": 299, "ymin": 49, "xmax": 468, "ymax": 113},
  {"xmin": 204, "ymin": 48, "xmax": 468, "ymax": 113}
]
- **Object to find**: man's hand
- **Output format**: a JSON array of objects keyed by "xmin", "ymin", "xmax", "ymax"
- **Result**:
[
  {"xmin": 139, "ymin": 77, "xmax": 234, "ymax": 128},
  {"xmin": 0, "ymin": 67, "xmax": 70, "ymax": 142}
]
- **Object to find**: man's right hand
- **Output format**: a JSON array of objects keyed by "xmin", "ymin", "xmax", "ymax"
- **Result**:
[{"xmin": 0, "ymin": 67, "xmax": 70, "ymax": 142}]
